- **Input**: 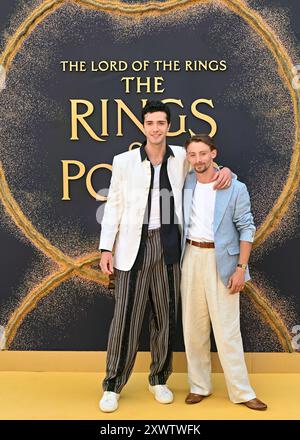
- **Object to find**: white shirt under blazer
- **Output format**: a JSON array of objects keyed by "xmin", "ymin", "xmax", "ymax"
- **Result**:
[
  {"xmin": 99, "ymin": 145, "xmax": 189, "ymax": 271},
  {"xmin": 187, "ymin": 181, "xmax": 216, "ymax": 242}
]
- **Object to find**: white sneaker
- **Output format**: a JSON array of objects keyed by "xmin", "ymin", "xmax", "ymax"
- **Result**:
[
  {"xmin": 149, "ymin": 384, "xmax": 174, "ymax": 404},
  {"xmin": 99, "ymin": 391, "xmax": 120, "ymax": 412}
]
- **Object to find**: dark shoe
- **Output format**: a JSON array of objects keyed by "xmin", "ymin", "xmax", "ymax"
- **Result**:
[
  {"xmin": 185, "ymin": 393, "xmax": 205, "ymax": 404},
  {"xmin": 241, "ymin": 398, "xmax": 267, "ymax": 411}
]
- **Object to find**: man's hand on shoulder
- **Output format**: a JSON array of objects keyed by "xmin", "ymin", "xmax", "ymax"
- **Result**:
[{"xmin": 212, "ymin": 167, "xmax": 232, "ymax": 190}]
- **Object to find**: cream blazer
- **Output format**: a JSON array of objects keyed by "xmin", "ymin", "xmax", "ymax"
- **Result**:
[{"xmin": 99, "ymin": 145, "xmax": 188, "ymax": 270}]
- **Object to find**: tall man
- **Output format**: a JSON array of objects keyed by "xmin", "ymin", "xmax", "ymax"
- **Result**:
[
  {"xmin": 181, "ymin": 134, "xmax": 267, "ymax": 411},
  {"xmin": 98, "ymin": 102, "xmax": 232, "ymax": 412}
]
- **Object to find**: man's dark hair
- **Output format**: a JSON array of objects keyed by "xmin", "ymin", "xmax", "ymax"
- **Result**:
[
  {"xmin": 141, "ymin": 100, "xmax": 171, "ymax": 124},
  {"xmin": 184, "ymin": 134, "xmax": 216, "ymax": 151}
]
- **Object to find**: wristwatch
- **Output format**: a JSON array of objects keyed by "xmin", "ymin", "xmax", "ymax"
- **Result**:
[{"xmin": 237, "ymin": 263, "xmax": 247, "ymax": 271}]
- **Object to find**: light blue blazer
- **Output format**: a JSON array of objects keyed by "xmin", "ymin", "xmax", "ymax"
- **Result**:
[{"xmin": 180, "ymin": 170, "xmax": 256, "ymax": 287}]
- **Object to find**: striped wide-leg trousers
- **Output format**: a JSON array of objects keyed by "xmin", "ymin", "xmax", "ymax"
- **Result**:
[{"xmin": 103, "ymin": 228, "xmax": 180, "ymax": 394}]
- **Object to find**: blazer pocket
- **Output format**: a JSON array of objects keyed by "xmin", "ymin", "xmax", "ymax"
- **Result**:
[{"xmin": 227, "ymin": 245, "xmax": 240, "ymax": 255}]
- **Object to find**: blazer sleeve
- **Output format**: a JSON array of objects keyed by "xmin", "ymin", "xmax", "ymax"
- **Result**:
[
  {"xmin": 98, "ymin": 155, "xmax": 124, "ymax": 251},
  {"xmin": 233, "ymin": 183, "xmax": 256, "ymax": 243}
]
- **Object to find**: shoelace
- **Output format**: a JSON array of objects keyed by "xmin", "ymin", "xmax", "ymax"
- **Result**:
[
  {"xmin": 104, "ymin": 392, "xmax": 116, "ymax": 400},
  {"xmin": 156, "ymin": 385, "xmax": 170, "ymax": 394}
]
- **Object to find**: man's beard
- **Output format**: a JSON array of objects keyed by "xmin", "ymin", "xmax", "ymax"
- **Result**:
[{"xmin": 195, "ymin": 163, "xmax": 209, "ymax": 174}]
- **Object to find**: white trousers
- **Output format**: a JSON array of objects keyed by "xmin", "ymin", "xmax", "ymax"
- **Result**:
[{"xmin": 181, "ymin": 243, "xmax": 256, "ymax": 403}]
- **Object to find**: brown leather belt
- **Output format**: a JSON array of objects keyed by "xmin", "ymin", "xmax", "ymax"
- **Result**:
[{"xmin": 186, "ymin": 239, "xmax": 215, "ymax": 248}]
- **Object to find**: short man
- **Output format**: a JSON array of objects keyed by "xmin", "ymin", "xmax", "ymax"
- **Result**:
[
  {"xmin": 98, "ymin": 102, "xmax": 232, "ymax": 412},
  {"xmin": 180, "ymin": 134, "xmax": 267, "ymax": 410}
]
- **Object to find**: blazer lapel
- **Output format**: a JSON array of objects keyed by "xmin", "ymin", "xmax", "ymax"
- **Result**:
[
  {"xmin": 141, "ymin": 157, "xmax": 151, "ymax": 185},
  {"xmin": 214, "ymin": 184, "xmax": 234, "ymax": 233},
  {"xmin": 183, "ymin": 171, "xmax": 197, "ymax": 227}
]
